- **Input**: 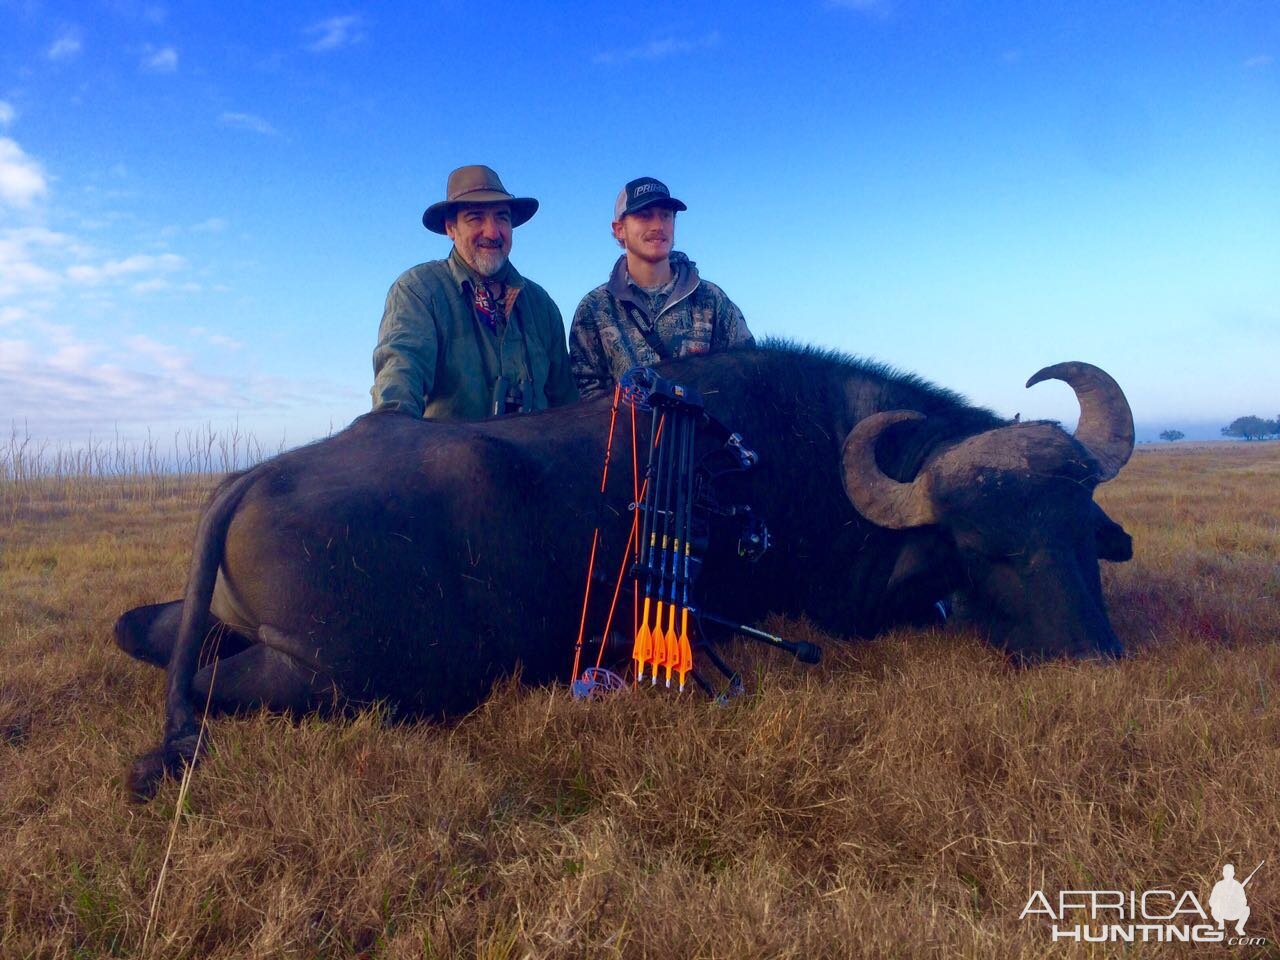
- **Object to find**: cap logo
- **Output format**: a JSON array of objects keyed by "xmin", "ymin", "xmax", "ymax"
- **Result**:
[{"xmin": 614, "ymin": 177, "xmax": 686, "ymax": 220}]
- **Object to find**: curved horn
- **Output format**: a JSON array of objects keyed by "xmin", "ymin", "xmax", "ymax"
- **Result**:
[
  {"xmin": 841, "ymin": 411, "xmax": 939, "ymax": 529},
  {"xmin": 1026, "ymin": 361, "xmax": 1135, "ymax": 481}
]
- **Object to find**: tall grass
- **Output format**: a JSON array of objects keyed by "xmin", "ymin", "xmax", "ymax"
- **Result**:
[
  {"xmin": 1, "ymin": 440, "xmax": 1277, "ymax": 958},
  {"xmin": 0, "ymin": 422, "xmax": 288, "ymax": 514}
]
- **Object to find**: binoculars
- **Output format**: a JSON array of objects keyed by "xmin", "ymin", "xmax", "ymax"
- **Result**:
[{"xmin": 490, "ymin": 376, "xmax": 530, "ymax": 416}]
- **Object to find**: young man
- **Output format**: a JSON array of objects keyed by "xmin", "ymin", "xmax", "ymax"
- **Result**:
[
  {"xmin": 569, "ymin": 177, "xmax": 754, "ymax": 400},
  {"xmin": 371, "ymin": 164, "xmax": 578, "ymax": 419}
]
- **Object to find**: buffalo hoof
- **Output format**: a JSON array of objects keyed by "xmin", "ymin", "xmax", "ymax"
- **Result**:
[{"xmin": 125, "ymin": 733, "xmax": 205, "ymax": 803}]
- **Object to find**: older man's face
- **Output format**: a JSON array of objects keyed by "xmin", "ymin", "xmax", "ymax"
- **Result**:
[{"xmin": 446, "ymin": 203, "xmax": 513, "ymax": 277}]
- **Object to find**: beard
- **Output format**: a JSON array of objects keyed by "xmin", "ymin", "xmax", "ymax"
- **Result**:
[{"xmin": 467, "ymin": 244, "xmax": 508, "ymax": 278}]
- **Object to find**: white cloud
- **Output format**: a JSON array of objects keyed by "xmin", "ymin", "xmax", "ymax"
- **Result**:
[
  {"xmin": 130, "ymin": 277, "xmax": 172, "ymax": 294},
  {"xmin": 0, "ymin": 227, "xmax": 86, "ymax": 297},
  {"xmin": 304, "ymin": 15, "xmax": 365, "ymax": 53},
  {"xmin": 0, "ymin": 133, "xmax": 323, "ymax": 440},
  {"xmin": 593, "ymin": 31, "xmax": 721, "ymax": 65},
  {"xmin": 0, "ymin": 137, "xmax": 48, "ymax": 208},
  {"xmin": 126, "ymin": 332, "xmax": 189, "ymax": 372},
  {"xmin": 1244, "ymin": 55, "xmax": 1273, "ymax": 69},
  {"xmin": 132, "ymin": 278, "xmax": 202, "ymax": 295},
  {"xmin": 219, "ymin": 111, "xmax": 278, "ymax": 135},
  {"xmin": 0, "ymin": 320, "xmax": 361, "ymax": 442},
  {"xmin": 206, "ymin": 332, "xmax": 242, "ymax": 350},
  {"xmin": 0, "ymin": 338, "xmax": 34, "ymax": 365},
  {"xmin": 142, "ymin": 45, "xmax": 178, "ymax": 72},
  {"xmin": 67, "ymin": 252, "xmax": 186, "ymax": 285},
  {"xmin": 48, "ymin": 29, "xmax": 83, "ymax": 61},
  {"xmin": 0, "ymin": 101, "xmax": 14, "ymax": 128},
  {"xmin": 188, "ymin": 326, "xmax": 242, "ymax": 352},
  {"xmin": 0, "ymin": 326, "xmax": 252, "ymax": 431},
  {"xmin": 159, "ymin": 217, "xmax": 226, "ymax": 240},
  {"xmin": 0, "ymin": 305, "xmax": 30, "ymax": 326},
  {"xmin": 0, "ymin": 258, "xmax": 60, "ymax": 297},
  {"xmin": 48, "ymin": 340, "xmax": 100, "ymax": 371}
]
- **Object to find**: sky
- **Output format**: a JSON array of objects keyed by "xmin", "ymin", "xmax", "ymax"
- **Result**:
[{"xmin": 1, "ymin": 0, "xmax": 1277, "ymax": 449}]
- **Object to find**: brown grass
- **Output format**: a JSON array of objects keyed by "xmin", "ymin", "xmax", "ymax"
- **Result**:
[{"xmin": 2, "ymin": 442, "xmax": 1278, "ymax": 958}]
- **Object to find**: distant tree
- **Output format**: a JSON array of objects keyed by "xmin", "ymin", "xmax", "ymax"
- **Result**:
[
  {"xmin": 1221, "ymin": 416, "xmax": 1275, "ymax": 440},
  {"xmin": 1159, "ymin": 429, "xmax": 1185, "ymax": 442}
]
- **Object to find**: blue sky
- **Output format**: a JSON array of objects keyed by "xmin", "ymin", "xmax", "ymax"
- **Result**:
[{"xmin": 1, "ymin": 0, "xmax": 1276, "ymax": 445}]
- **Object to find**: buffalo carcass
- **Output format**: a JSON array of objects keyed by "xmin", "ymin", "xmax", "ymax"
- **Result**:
[{"xmin": 116, "ymin": 344, "xmax": 1135, "ymax": 799}]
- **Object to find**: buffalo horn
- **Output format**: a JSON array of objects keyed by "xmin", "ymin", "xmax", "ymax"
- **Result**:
[
  {"xmin": 1025, "ymin": 361, "xmax": 1135, "ymax": 481},
  {"xmin": 841, "ymin": 411, "xmax": 939, "ymax": 529}
]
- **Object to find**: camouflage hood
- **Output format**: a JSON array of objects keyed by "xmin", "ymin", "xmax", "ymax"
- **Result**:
[{"xmin": 605, "ymin": 251, "xmax": 700, "ymax": 322}]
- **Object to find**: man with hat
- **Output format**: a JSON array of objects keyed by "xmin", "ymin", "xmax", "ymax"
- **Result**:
[
  {"xmin": 568, "ymin": 176, "xmax": 753, "ymax": 401},
  {"xmin": 371, "ymin": 165, "xmax": 578, "ymax": 419}
]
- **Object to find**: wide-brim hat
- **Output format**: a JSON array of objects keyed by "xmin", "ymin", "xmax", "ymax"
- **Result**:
[{"xmin": 422, "ymin": 164, "xmax": 539, "ymax": 234}]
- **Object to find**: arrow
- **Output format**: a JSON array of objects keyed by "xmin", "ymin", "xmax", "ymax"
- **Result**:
[
  {"xmin": 632, "ymin": 409, "xmax": 664, "ymax": 682},
  {"xmin": 650, "ymin": 407, "xmax": 680, "ymax": 684},
  {"xmin": 571, "ymin": 385, "xmax": 621, "ymax": 683},
  {"xmin": 661, "ymin": 410, "xmax": 689, "ymax": 687},
  {"xmin": 676, "ymin": 408, "xmax": 697, "ymax": 690}
]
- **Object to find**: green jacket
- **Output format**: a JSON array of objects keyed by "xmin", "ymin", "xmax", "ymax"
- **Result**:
[{"xmin": 371, "ymin": 249, "xmax": 579, "ymax": 420}]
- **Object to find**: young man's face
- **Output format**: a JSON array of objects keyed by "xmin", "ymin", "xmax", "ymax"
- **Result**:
[
  {"xmin": 446, "ymin": 203, "xmax": 513, "ymax": 277},
  {"xmin": 613, "ymin": 204, "xmax": 675, "ymax": 265}
]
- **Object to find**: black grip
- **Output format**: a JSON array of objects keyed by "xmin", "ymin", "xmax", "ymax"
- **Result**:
[{"xmin": 791, "ymin": 641, "xmax": 822, "ymax": 665}]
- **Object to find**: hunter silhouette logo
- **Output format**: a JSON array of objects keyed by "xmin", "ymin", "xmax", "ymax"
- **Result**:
[
  {"xmin": 1020, "ymin": 859, "xmax": 1268, "ymax": 946},
  {"xmin": 1210, "ymin": 861, "xmax": 1262, "ymax": 936}
]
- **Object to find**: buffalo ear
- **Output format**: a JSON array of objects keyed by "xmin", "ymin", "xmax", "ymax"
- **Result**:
[
  {"xmin": 887, "ymin": 530, "xmax": 958, "ymax": 592},
  {"xmin": 1092, "ymin": 503, "xmax": 1133, "ymax": 562},
  {"xmin": 884, "ymin": 530, "xmax": 960, "ymax": 626}
]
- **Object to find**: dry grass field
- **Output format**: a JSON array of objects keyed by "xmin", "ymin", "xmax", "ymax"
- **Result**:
[{"xmin": 2, "ymin": 441, "xmax": 1278, "ymax": 958}]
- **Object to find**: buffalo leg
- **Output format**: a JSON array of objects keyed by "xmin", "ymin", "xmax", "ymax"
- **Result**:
[
  {"xmin": 126, "ymin": 633, "xmax": 337, "ymax": 802},
  {"xmin": 114, "ymin": 600, "xmax": 252, "ymax": 669},
  {"xmin": 190, "ymin": 641, "xmax": 337, "ymax": 717}
]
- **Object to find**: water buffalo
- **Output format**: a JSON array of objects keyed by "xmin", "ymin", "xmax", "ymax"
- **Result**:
[{"xmin": 116, "ymin": 344, "xmax": 1135, "ymax": 799}]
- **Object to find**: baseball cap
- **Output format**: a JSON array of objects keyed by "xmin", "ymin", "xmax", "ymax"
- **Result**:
[{"xmin": 613, "ymin": 177, "xmax": 688, "ymax": 220}]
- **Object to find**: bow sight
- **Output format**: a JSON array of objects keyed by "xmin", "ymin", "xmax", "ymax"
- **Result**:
[{"xmin": 570, "ymin": 368, "xmax": 822, "ymax": 701}]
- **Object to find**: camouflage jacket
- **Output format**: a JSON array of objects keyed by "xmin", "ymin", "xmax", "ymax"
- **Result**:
[
  {"xmin": 568, "ymin": 251, "xmax": 754, "ymax": 400},
  {"xmin": 371, "ymin": 249, "xmax": 578, "ymax": 420}
]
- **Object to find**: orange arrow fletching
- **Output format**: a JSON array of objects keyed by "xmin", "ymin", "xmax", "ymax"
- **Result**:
[
  {"xmin": 650, "ymin": 602, "xmax": 667, "ymax": 684},
  {"xmin": 663, "ymin": 603, "xmax": 679, "ymax": 687},
  {"xmin": 633, "ymin": 597, "xmax": 652, "ymax": 682}
]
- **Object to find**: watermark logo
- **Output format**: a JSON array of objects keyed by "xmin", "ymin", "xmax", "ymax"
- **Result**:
[
  {"xmin": 1020, "ymin": 860, "xmax": 1266, "ymax": 946},
  {"xmin": 1210, "ymin": 863, "xmax": 1256, "ymax": 936}
]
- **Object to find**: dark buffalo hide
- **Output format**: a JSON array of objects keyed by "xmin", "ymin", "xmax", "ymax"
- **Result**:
[{"xmin": 116, "ymin": 343, "xmax": 1135, "ymax": 799}]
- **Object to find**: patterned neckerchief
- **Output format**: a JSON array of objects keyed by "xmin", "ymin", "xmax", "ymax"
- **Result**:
[{"xmin": 472, "ymin": 280, "xmax": 505, "ymax": 334}]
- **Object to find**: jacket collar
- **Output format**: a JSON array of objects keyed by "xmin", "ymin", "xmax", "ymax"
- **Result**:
[{"xmin": 606, "ymin": 251, "xmax": 699, "ymax": 318}]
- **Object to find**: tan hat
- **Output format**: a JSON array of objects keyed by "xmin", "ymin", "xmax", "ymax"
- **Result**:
[{"xmin": 422, "ymin": 165, "xmax": 539, "ymax": 234}]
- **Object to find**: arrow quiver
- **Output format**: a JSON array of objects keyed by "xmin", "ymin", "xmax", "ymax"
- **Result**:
[{"xmin": 570, "ymin": 367, "xmax": 822, "ymax": 701}]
